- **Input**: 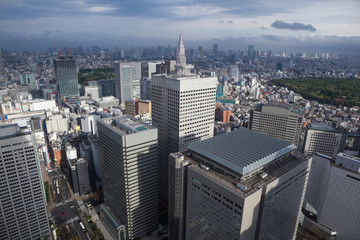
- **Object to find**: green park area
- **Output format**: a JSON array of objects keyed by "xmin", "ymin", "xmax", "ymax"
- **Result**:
[
  {"xmin": 78, "ymin": 68, "xmax": 114, "ymax": 85},
  {"xmin": 273, "ymin": 78, "xmax": 360, "ymax": 107}
]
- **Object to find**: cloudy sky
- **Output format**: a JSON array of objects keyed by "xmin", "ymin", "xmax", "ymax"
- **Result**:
[{"xmin": 0, "ymin": 0, "xmax": 359, "ymax": 54}]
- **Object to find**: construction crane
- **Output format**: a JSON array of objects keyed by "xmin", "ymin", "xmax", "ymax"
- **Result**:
[
  {"xmin": 56, "ymin": 43, "xmax": 62, "ymax": 56},
  {"xmin": 62, "ymin": 87, "xmax": 68, "ymax": 102},
  {"xmin": 65, "ymin": 41, "xmax": 71, "ymax": 56}
]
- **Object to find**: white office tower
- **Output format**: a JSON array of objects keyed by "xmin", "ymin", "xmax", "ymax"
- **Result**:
[
  {"xmin": 303, "ymin": 123, "xmax": 346, "ymax": 157},
  {"xmin": 303, "ymin": 153, "xmax": 360, "ymax": 240},
  {"xmin": 114, "ymin": 62, "xmax": 141, "ymax": 105},
  {"xmin": 169, "ymin": 128, "xmax": 311, "ymax": 240},
  {"xmin": 81, "ymin": 114, "xmax": 101, "ymax": 135},
  {"xmin": 230, "ymin": 66, "xmax": 239, "ymax": 83},
  {"xmin": 250, "ymin": 103, "xmax": 304, "ymax": 147},
  {"xmin": 152, "ymin": 74, "xmax": 217, "ymax": 202},
  {"xmin": 0, "ymin": 124, "xmax": 50, "ymax": 239},
  {"xmin": 98, "ymin": 116, "xmax": 158, "ymax": 240},
  {"xmin": 21, "ymin": 72, "xmax": 39, "ymax": 91},
  {"xmin": 148, "ymin": 61, "xmax": 160, "ymax": 79}
]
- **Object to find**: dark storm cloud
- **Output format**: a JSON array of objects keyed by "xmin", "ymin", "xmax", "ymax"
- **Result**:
[{"xmin": 271, "ymin": 20, "xmax": 316, "ymax": 32}]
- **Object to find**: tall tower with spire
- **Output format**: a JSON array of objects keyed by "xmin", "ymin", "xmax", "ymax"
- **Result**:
[
  {"xmin": 175, "ymin": 34, "xmax": 193, "ymax": 76},
  {"xmin": 176, "ymin": 34, "xmax": 186, "ymax": 67}
]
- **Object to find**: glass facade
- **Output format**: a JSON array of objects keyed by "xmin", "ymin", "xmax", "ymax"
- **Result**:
[{"xmin": 54, "ymin": 57, "xmax": 79, "ymax": 98}]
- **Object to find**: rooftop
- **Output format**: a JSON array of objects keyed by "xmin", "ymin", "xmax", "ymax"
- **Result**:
[
  {"xmin": 187, "ymin": 128, "xmax": 296, "ymax": 176},
  {"xmin": 101, "ymin": 115, "xmax": 155, "ymax": 135},
  {"xmin": 308, "ymin": 123, "xmax": 343, "ymax": 133},
  {"xmin": 187, "ymin": 152, "xmax": 308, "ymax": 198},
  {"xmin": 255, "ymin": 102, "xmax": 304, "ymax": 116}
]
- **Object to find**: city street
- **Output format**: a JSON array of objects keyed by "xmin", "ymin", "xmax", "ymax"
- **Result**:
[
  {"xmin": 51, "ymin": 200, "xmax": 79, "ymax": 224},
  {"xmin": 49, "ymin": 167, "xmax": 71, "ymax": 204}
]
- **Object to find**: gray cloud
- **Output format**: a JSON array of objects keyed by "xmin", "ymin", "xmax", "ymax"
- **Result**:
[
  {"xmin": 271, "ymin": 20, "xmax": 316, "ymax": 32},
  {"xmin": 218, "ymin": 20, "xmax": 233, "ymax": 24},
  {"xmin": 1, "ymin": 31, "xmax": 359, "ymax": 56}
]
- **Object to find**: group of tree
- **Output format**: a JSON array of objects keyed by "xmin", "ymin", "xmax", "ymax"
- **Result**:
[{"xmin": 273, "ymin": 77, "xmax": 360, "ymax": 107}]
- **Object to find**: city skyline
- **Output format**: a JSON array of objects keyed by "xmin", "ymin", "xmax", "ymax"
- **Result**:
[{"xmin": 0, "ymin": 0, "xmax": 359, "ymax": 54}]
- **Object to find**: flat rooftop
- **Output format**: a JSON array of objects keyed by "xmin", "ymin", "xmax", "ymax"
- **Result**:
[
  {"xmin": 255, "ymin": 102, "xmax": 304, "ymax": 116},
  {"xmin": 187, "ymin": 152, "xmax": 308, "ymax": 198},
  {"xmin": 187, "ymin": 128, "xmax": 296, "ymax": 176},
  {"xmin": 101, "ymin": 115, "xmax": 155, "ymax": 135},
  {"xmin": 308, "ymin": 123, "xmax": 343, "ymax": 133}
]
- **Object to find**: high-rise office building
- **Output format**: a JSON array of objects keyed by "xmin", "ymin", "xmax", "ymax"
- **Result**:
[
  {"xmin": 152, "ymin": 74, "xmax": 217, "ymax": 202},
  {"xmin": 152, "ymin": 34, "xmax": 217, "ymax": 203},
  {"xmin": 140, "ymin": 78, "xmax": 151, "ymax": 100},
  {"xmin": 114, "ymin": 62, "xmax": 141, "ymax": 105},
  {"xmin": 303, "ymin": 153, "xmax": 360, "ymax": 240},
  {"xmin": 0, "ymin": 49, "xmax": 4, "ymax": 74},
  {"xmin": 230, "ymin": 65, "xmax": 239, "ymax": 82},
  {"xmin": 303, "ymin": 123, "xmax": 346, "ymax": 157},
  {"xmin": 81, "ymin": 114, "xmax": 101, "ymax": 135},
  {"xmin": 54, "ymin": 56, "xmax": 79, "ymax": 99},
  {"xmin": 213, "ymin": 44, "xmax": 218, "ymax": 55},
  {"xmin": 250, "ymin": 103, "xmax": 304, "ymax": 147},
  {"xmin": 98, "ymin": 116, "xmax": 158, "ymax": 240},
  {"xmin": 248, "ymin": 45, "xmax": 255, "ymax": 60},
  {"xmin": 169, "ymin": 128, "xmax": 311, "ymax": 240},
  {"xmin": 148, "ymin": 61, "xmax": 160, "ymax": 79},
  {"xmin": 21, "ymin": 72, "xmax": 39, "ymax": 91},
  {"xmin": 0, "ymin": 124, "xmax": 50, "ymax": 239},
  {"xmin": 76, "ymin": 158, "xmax": 91, "ymax": 196}
]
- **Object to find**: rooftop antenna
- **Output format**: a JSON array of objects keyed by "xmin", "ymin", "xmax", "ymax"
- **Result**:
[
  {"xmin": 65, "ymin": 41, "xmax": 71, "ymax": 56},
  {"xmin": 56, "ymin": 43, "xmax": 62, "ymax": 56}
]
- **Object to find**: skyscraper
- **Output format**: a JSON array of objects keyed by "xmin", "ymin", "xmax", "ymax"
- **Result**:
[
  {"xmin": 152, "ymin": 34, "xmax": 217, "ymax": 203},
  {"xmin": 303, "ymin": 153, "xmax": 360, "ymax": 240},
  {"xmin": 248, "ymin": 45, "xmax": 255, "ymax": 60},
  {"xmin": 174, "ymin": 34, "xmax": 193, "ymax": 75},
  {"xmin": 76, "ymin": 158, "xmax": 91, "ymax": 196},
  {"xmin": 54, "ymin": 56, "xmax": 79, "ymax": 99},
  {"xmin": 152, "ymin": 74, "xmax": 217, "ymax": 203},
  {"xmin": 98, "ymin": 116, "xmax": 158, "ymax": 239},
  {"xmin": 169, "ymin": 128, "xmax": 310, "ymax": 240},
  {"xmin": 114, "ymin": 62, "xmax": 141, "ymax": 105},
  {"xmin": 21, "ymin": 72, "xmax": 39, "ymax": 91},
  {"xmin": 0, "ymin": 124, "xmax": 50, "ymax": 239},
  {"xmin": 0, "ymin": 49, "xmax": 5, "ymax": 74},
  {"xmin": 250, "ymin": 103, "xmax": 304, "ymax": 147},
  {"xmin": 213, "ymin": 43, "xmax": 218, "ymax": 55},
  {"xmin": 303, "ymin": 123, "xmax": 346, "ymax": 157}
]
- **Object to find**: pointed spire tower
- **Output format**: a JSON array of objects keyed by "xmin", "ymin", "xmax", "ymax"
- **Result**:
[
  {"xmin": 175, "ymin": 34, "xmax": 194, "ymax": 76},
  {"xmin": 176, "ymin": 34, "xmax": 186, "ymax": 67}
]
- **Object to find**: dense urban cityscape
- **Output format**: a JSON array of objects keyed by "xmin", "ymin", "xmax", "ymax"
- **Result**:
[
  {"xmin": 1, "ymin": 0, "xmax": 360, "ymax": 239},
  {"xmin": 0, "ymin": 33, "xmax": 359, "ymax": 240}
]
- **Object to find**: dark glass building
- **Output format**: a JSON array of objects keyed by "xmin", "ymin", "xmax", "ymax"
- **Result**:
[{"xmin": 54, "ymin": 56, "xmax": 79, "ymax": 99}]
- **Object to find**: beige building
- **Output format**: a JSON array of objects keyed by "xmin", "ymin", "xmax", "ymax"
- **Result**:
[
  {"xmin": 152, "ymin": 74, "xmax": 217, "ymax": 203},
  {"xmin": 250, "ymin": 103, "xmax": 304, "ymax": 147},
  {"xmin": 303, "ymin": 123, "xmax": 346, "ymax": 157}
]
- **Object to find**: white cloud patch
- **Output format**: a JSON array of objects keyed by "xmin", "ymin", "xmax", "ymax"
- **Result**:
[{"xmin": 88, "ymin": 6, "xmax": 116, "ymax": 12}]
